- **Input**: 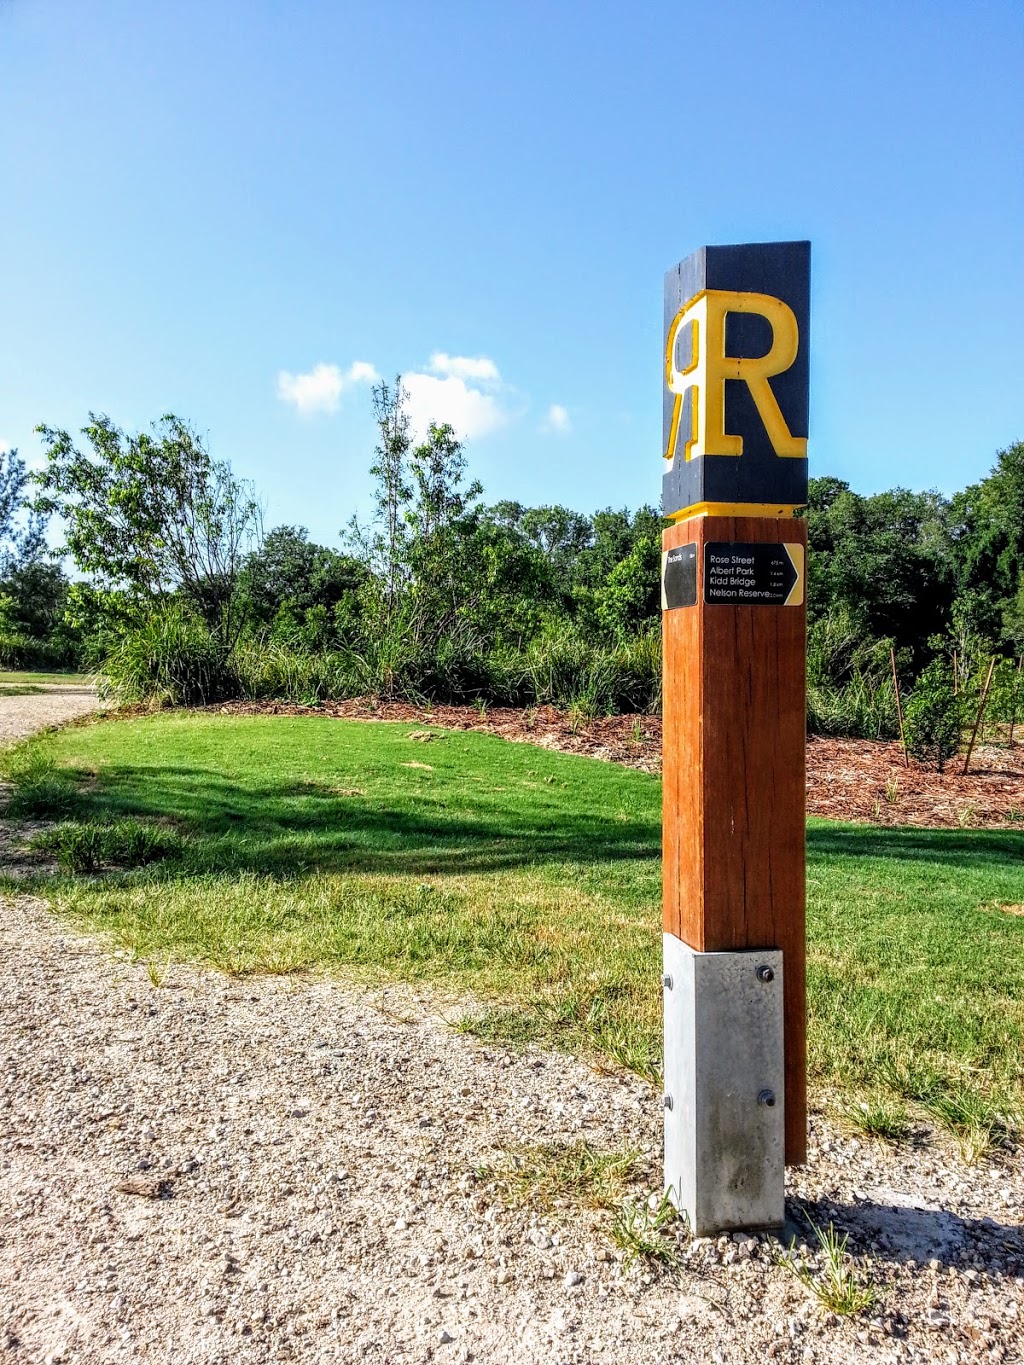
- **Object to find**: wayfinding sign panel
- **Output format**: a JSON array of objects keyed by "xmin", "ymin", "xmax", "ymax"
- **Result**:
[
  {"xmin": 703, "ymin": 541, "xmax": 804, "ymax": 606},
  {"xmin": 661, "ymin": 540, "xmax": 805, "ymax": 609},
  {"xmin": 661, "ymin": 238, "xmax": 812, "ymax": 1230}
]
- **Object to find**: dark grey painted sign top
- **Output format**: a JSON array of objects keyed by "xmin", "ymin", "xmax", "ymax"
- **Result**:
[
  {"xmin": 703, "ymin": 542, "xmax": 801, "ymax": 606},
  {"xmin": 663, "ymin": 241, "xmax": 810, "ymax": 518}
]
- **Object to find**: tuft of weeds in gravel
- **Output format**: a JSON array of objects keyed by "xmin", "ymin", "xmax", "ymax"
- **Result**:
[
  {"xmin": 577, "ymin": 1000, "xmax": 661, "ymax": 1083},
  {"xmin": 453, "ymin": 1006, "xmax": 548, "ymax": 1047},
  {"xmin": 145, "ymin": 956, "xmax": 170, "ymax": 987},
  {"xmin": 477, "ymin": 1140, "xmax": 637, "ymax": 1213},
  {"xmin": 844, "ymin": 1094, "xmax": 911, "ymax": 1141},
  {"xmin": 0, "ymin": 745, "xmax": 79, "ymax": 818},
  {"xmin": 774, "ymin": 1214, "xmax": 878, "ymax": 1316},
  {"xmin": 921, "ymin": 1087, "xmax": 1020, "ymax": 1163},
  {"xmin": 31, "ymin": 819, "xmax": 183, "ymax": 874},
  {"xmin": 454, "ymin": 993, "xmax": 661, "ymax": 1085},
  {"xmin": 609, "ymin": 1189, "xmax": 685, "ymax": 1269}
]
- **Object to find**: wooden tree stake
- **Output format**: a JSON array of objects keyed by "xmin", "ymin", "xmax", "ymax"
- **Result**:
[
  {"xmin": 1010, "ymin": 657, "xmax": 1023, "ymax": 747},
  {"xmin": 962, "ymin": 657, "xmax": 996, "ymax": 776},
  {"xmin": 891, "ymin": 649, "xmax": 909, "ymax": 768}
]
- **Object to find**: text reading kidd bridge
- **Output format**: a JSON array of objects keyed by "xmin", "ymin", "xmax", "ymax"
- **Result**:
[{"xmin": 660, "ymin": 241, "xmax": 809, "ymax": 1236}]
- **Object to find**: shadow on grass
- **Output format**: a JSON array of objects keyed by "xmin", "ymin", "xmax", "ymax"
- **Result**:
[
  {"xmin": 48, "ymin": 763, "xmax": 662, "ymax": 878},
  {"xmin": 17, "ymin": 758, "xmax": 1024, "ymax": 883},
  {"xmin": 808, "ymin": 823, "xmax": 1024, "ymax": 868}
]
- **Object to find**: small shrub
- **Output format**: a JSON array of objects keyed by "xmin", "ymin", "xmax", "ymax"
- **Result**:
[{"xmin": 904, "ymin": 660, "xmax": 961, "ymax": 770}]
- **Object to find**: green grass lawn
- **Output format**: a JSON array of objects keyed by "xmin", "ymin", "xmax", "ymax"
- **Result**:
[
  {"xmin": 0, "ymin": 670, "xmax": 91, "ymax": 686},
  {"xmin": 3, "ymin": 712, "xmax": 1023, "ymax": 1140}
]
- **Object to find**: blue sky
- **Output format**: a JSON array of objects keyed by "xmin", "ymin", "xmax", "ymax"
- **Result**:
[{"xmin": 2, "ymin": 0, "xmax": 1021, "ymax": 546}]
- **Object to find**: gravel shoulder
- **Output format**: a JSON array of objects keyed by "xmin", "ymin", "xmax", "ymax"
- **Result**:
[
  {"xmin": 1, "ymin": 895, "xmax": 1021, "ymax": 1365},
  {"xmin": 0, "ymin": 687, "xmax": 100, "ymax": 745}
]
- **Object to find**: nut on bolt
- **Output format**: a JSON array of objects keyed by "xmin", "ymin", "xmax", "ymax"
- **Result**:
[
  {"xmin": 663, "ymin": 1094, "xmax": 674, "ymax": 1111},
  {"xmin": 756, "ymin": 964, "xmax": 775, "ymax": 983},
  {"xmin": 662, "ymin": 973, "xmax": 673, "ymax": 990}
]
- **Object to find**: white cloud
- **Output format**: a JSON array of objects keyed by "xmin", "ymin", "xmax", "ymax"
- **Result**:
[
  {"xmin": 345, "ymin": 360, "xmax": 379, "ymax": 386},
  {"xmin": 276, "ymin": 360, "xmax": 380, "ymax": 415},
  {"xmin": 542, "ymin": 403, "xmax": 572, "ymax": 435},
  {"xmin": 403, "ymin": 372, "xmax": 508, "ymax": 441},
  {"xmin": 0, "ymin": 438, "xmax": 11, "ymax": 454},
  {"xmin": 428, "ymin": 353, "xmax": 500, "ymax": 383}
]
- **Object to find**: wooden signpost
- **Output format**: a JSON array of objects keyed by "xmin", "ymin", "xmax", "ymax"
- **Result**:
[{"xmin": 661, "ymin": 241, "xmax": 809, "ymax": 1234}]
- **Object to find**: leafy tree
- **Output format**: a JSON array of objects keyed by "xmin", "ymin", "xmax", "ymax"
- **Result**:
[
  {"xmin": 34, "ymin": 414, "xmax": 262, "ymax": 650},
  {"xmin": 0, "ymin": 447, "xmax": 46, "ymax": 573},
  {"xmin": 805, "ymin": 478, "xmax": 955, "ymax": 672},
  {"xmin": 359, "ymin": 378, "xmax": 412, "ymax": 615},
  {"xmin": 0, "ymin": 559, "xmax": 82, "ymax": 667},
  {"xmin": 584, "ymin": 506, "xmax": 662, "ymax": 590},
  {"xmin": 593, "ymin": 531, "xmax": 662, "ymax": 639},
  {"xmin": 407, "ymin": 422, "xmax": 482, "ymax": 541},
  {"xmin": 951, "ymin": 441, "xmax": 1024, "ymax": 649},
  {"xmin": 456, "ymin": 517, "xmax": 554, "ymax": 646},
  {"xmin": 490, "ymin": 502, "xmax": 594, "ymax": 602},
  {"xmin": 402, "ymin": 423, "xmax": 485, "ymax": 648},
  {"xmin": 244, "ymin": 525, "xmax": 367, "ymax": 634}
]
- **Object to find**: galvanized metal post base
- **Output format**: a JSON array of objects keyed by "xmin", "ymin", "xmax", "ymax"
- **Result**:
[{"xmin": 663, "ymin": 935, "xmax": 785, "ymax": 1235}]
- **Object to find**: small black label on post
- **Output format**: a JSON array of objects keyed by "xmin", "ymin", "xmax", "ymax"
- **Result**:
[
  {"xmin": 703, "ymin": 542, "xmax": 805, "ymax": 606},
  {"xmin": 662, "ymin": 544, "xmax": 698, "ymax": 610}
]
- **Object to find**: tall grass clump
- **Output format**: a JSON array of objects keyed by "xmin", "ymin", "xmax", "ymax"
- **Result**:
[
  {"xmin": 806, "ymin": 607, "xmax": 899, "ymax": 739},
  {"xmin": 31, "ymin": 818, "xmax": 183, "ymax": 873},
  {"xmin": 101, "ymin": 603, "xmax": 236, "ymax": 706},
  {"xmin": 232, "ymin": 640, "xmax": 371, "ymax": 705},
  {"xmin": 229, "ymin": 619, "xmax": 661, "ymax": 716},
  {"xmin": 0, "ymin": 743, "xmax": 79, "ymax": 817},
  {"xmin": 524, "ymin": 626, "xmax": 660, "ymax": 714}
]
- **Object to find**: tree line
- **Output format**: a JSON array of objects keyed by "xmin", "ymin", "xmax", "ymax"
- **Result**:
[{"xmin": 2, "ymin": 382, "xmax": 1022, "ymax": 755}]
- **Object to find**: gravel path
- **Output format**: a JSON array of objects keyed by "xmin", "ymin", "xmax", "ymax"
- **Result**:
[
  {"xmin": 1, "ymin": 895, "xmax": 1021, "ymax": 1364},
  {"xmin": 0, "ymin": 686, "xmax": 100, "ymax": 744}
]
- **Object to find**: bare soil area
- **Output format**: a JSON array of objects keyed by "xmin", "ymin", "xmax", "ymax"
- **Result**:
[{"xmin": 1, "ymin": 895, "xmax": 1021, "ymax": 1365}]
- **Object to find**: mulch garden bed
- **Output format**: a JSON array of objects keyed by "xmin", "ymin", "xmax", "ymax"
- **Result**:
[{"xmin": 209, "ymin": 698, "xmax": 1024, "ymax": 831}]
